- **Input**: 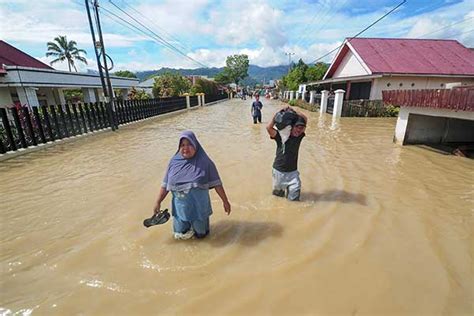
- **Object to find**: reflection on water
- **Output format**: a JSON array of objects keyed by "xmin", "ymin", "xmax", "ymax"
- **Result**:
[{"xmin": 0, "ymin": 99, "xmax": 472, "ymax": 315}]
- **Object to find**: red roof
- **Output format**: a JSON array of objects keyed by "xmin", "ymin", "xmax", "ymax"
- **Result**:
[
  {"xmin": 326, "ymin": 38, "xmax": 474, "ymax": 78},
  {"xmin": 0, "ymin": 40, "xmax": 53, "ymax": 69}
]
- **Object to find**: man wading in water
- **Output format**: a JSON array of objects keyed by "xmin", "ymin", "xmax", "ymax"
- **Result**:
[{"xmin": 266, "ymin": 107, "xmax": 307, "ymax": 201}]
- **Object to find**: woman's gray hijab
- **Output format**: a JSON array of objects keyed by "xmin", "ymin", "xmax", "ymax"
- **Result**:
[{"xmin": 162, "ymin": 131, "xmax": 222, "ymax": 191}]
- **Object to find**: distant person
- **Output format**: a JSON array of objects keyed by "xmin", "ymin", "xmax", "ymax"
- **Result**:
[
  {"xmin": 251, "ymin": 94, "xmax": 263, "ymax": 124},
  {"xmin": 266, "ymin": 107, "xmax": 308, "ymax": 201},
  {"xmin": 152, "ymin": 131, "xmax": 231, "ymax": 240}
]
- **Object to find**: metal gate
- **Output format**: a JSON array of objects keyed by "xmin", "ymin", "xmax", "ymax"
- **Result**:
[{"xmin": 326, "ymin": 96, "xmax": 335, "ymax": 114}]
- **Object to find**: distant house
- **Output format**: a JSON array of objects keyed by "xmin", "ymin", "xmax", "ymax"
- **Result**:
[
  {"xmin": 0, "ymin": 40, "xmax": 139, "ymax": 108},
  {"xmin": 304, "ymin": 38, "xmax": 474, "ymax": 100}
]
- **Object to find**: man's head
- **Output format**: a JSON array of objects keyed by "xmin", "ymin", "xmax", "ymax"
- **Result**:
[
  {"xmin": 255, "ymin": 94, "xmax": 259, "ymax": 100},
  {"xmin": 291, "ymin": 116, "xmax": 306, "ymax": 137}
]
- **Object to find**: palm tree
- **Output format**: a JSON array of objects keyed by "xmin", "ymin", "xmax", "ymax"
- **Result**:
[{"xmin": 46, "ymin": 35, "xmax": 88, "ymax": 72}]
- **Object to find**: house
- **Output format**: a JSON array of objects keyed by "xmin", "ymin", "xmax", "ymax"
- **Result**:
[
  {"xmin": 0, "ymin": 40, "xmax": 139, "ymax": 108},
  {"xmin": 304, "ymin": 38, "xmax": 474, "ymax": 100},
  {"xmin": 384, "ymin": 85, "xmax": 473, "ymax": 154}
]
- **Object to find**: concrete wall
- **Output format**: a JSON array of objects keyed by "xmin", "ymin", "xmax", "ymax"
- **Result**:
[
  {"xmin": 332, "ymin": 50, "xmax": 370, "ymax": 78},
  {"xmin": 0, "ymin": 66, "xmax": 139, "ymax": 89},
  {"xmin": 395, "ymin": 106, "xmax": 474, "ymax": 145},
  {"xmin": 371, "ymin": 76, "xmax": 474, "ymax": 100},
  {"xmin": 0, "ymin": 87, "xmax": 13, "ymax": 108}
]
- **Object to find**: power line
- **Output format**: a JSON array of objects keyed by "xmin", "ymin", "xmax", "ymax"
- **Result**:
[
  {"xmin": 99, "ymin": 1, "xmax": 208, "ymax": 68},
  {"xmin": 109, "ymin": 0, "xmax": 209, "ymax": 68},
  {"xmin": 419, "ymin": 16, "xmax": 474, "ymax": 38},
  {"xmin": 120, "ymin": 0, "xmax": 192, "ymax": 52},
  {"xmin": 310, "ymin": 0, "xmax": 406, "ymax": 64},
  {"xmin": 106, "ymin": 0, "xmax": 208, "ymax": 68}
]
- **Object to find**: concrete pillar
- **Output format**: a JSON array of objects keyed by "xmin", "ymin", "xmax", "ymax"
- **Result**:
[
  {"xmin": 296, "ymin": 92, "xmax": 300, "ymax": 100},
  {"xmin": 120, "ymin": 88, "xmax": 129, "ymax": 100},
  {"xmin": 320, "ymin": 90, "xmax": 329, "ymax": 114},
  {"xmin": 82, "ymin": 88, "xmax": 97, "ymax": 103},
  {"xmin": 201, "ymin": 94, "xmax": 205, "ymax": 106},
  {"xmin": 197, "ymin": 93, "xmax": 202, "ymax": 106},
  {"xmin": 17, "ymin": 87, "xmax": 39, "ymax": 107},
  {"xmin": 290, "ymin": 91, "xmax": 295, "ymax": 100},
  {"xmin": 333, "ymin": 89, "xmax": 345, "ymax": 118},
  {"xmin": 57, "ymin": 88, "xmax": 66, "ymax": 104},
  {"xmin": 95, "ymin": 88, "xmax": 105, "ymax": 102},
  {"xmin": 45, "ymin": 89, "xmax": 56, "ymax": 105},
  {"xmin": 301, "ymin": 92, "xmax": 306, "ymax": 100},
  {"xmin": 394, "ymin": 106, "xmax": 409, "ymax": 144},
  {"xmin": 185, "ymin": 94, "xmax": 190, "ymax": 109},
  {"xmin": 0, "ymin": 88, "xmax": 14, "ymax": 108},
  {"xmin": 309, "ymin": 91, "xmax": 316, "ymax": 104}
]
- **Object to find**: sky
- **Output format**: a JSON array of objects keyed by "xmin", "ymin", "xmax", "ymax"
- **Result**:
[{"xmin": 0, "ymin": 0, "xmax": 473, "ymax": 73}]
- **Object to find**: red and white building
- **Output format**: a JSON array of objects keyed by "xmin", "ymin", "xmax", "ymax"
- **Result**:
[
  {"xmin": 304, "ymin": 38, "xmax": 474, "ymax": 100},
  {"xmin": 0, "ymin": 40, "xmax": 139, "ymax": 108}
]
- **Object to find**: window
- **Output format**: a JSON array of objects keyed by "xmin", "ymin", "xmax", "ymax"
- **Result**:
[
  {"xmin": 399, "ymin": 83, "xmax": 403, "ymax": 87},
  {"xmin": 411, "ymin": 83, "xmax": 415, "ymax": 87},
  {"xmin": 440, "ymin": 83, "xmax": 444, "ymax": 87},
  {"xmin": 386, "ymin": 83, "xmax": 391, "ymax": 87}
]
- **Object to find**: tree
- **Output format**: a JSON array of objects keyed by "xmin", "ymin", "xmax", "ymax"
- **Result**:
[
  {"xmin": 214, "ymin": 71, "xmax": 231, "ymax": 85},
  {"xmin": 305, "ymin": 62, "xmax": 329, "ymax": 82},
  {"xmin": 221, "ymin": 54, "xmax": 249, "ymax": 85},
  {"xmin": 128, "ymin": 87, "xmax": 150, "ymax": 100},
  {"xmin": 114, "ymin": 70, "xmax": 137, "ymax": 78},
  {"xmin": 191, "ymin": 78, "xmax": 219, "ymax": 95},
  {"xmin": 152, "ymin": 72, "xmax": 191, "ymax": 98},
  {"xmin": 46, "ymin": 35, "xmax": 87, "ymax": 72}
]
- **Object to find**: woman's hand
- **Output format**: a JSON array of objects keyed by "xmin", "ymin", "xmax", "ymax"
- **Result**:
[
  {"xmin": 153, "ymin": 202, "xmax": 161, "ymax": 215},
  {"xmin": 223, "ymin": 200, "xmax": 231, "ymax": 215}
]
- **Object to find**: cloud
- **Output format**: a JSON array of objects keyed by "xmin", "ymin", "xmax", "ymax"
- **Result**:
[{"xmin": 2, "ymin": 0, "xmax": 474, "ymax": 72}]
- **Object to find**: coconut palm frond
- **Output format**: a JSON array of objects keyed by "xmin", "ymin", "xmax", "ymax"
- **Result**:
[{"xmin": 50, "ymin": 57, "xmax": 65, "ymax": 65}]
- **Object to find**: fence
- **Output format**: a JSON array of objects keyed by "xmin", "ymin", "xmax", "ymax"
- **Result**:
[
  {"xmin": 0, "ymin": 97, "xmax": 187, "ymax": 154},
  {"xmin": 341, "ymin": 100, "xmax": 394, "ymax": 117},
  {"xmin": 190, "ymin": 96, "xmax": 199, "ymax": 107},
  {"xmin": 382, "ymin": 88, "xmax": 474, "ymax": 111},
  {"xmin": 326, "ymin": 97, "xmax": 335, "ymax": 114},
  {"xmin": 205, "ymin": 93, "xmax": 228, "ymax": 104}
]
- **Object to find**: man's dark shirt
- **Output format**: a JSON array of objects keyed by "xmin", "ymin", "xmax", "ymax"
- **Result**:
[
  {"xmin": 272, "ymin": 131, "xmax": 305, "ymax": 172},
  {"xmin": 251, "ymin": 101, "xmax": 263, "ymax": 117}
]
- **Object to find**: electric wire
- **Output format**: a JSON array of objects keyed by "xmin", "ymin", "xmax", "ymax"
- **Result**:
[
  {"xmin": 309, "ymin": 0, "xmax": 407, "ymax": 64},
  {"xmin": 106, "ymin": 0, "xmax": 208, "ymax": 68}
]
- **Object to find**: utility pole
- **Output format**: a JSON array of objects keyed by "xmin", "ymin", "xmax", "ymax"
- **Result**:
[
  {"xmin": 85, "ymin": 0, "xmax": 118, "ymax": 131},
  {"xmin": 285, "ymin": 52, "xmax": 295, "ymax": 74}
]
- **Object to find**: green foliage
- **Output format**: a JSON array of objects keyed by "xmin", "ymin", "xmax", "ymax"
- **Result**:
[
  {"xmin": 305, "ymin": 62, "xmax": 329, "ymax": 82},
  {"xmin": 281, "ymin": 60, "xmax": 329, "ymax": 91},
  {"xmin": 383, "ymin": 104, "xmax": 400, "ymax": 117},
  {"xmin": 46, "ymin": 35, "xmax": 87, "ymax": 72},
  {"xmin": 214, "ymin": 71, "xmax": 231, "ymax": 85},
  {"xmin": 128, "ymin": 87, "xmax": 150, "ymax": 100},
  {"xmin": 114, "ymin": 70, "xmax": 137, "ymax": 78},
  {"xmin": 63, "ymin": 89, "xmax": 83, "ymax": 102},
  {"xmin": 288, "ymin": 99, "xmax": 297, "ymax": 106},
  {"xmin": 190, "ymin": 78, "xmax": 219, "ymax": 95},
  {"xmin": 222, "ymin": 54, "xmax": 249, "ymax": 85},
  {"xmin": 152, "ymin": 72, "xmax": 191, "ymax": 98}
]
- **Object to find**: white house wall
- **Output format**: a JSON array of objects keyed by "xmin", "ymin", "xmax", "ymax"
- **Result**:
[
  {"xmin": 0, "ymin": 67, "xmax": 138, "ymax": 89},
  {"xmin": 332, "ymin": 50, "xmax": 370, "ymax": 79},
  {"xmin": 394, "ymin": 106, "xmax": 474, "ymax": 144},
  {"xmin": 0, "ymin": 88, "xmax": 13, "ymax": 108},
  {"xmin": 370, "ymin": 76, "xmax": 474, "ymax": 100}
]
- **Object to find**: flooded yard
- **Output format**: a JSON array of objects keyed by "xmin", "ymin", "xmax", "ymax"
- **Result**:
[{"xmin": 0, "ymin": 98, "xmax": 472, "ymax": 315}]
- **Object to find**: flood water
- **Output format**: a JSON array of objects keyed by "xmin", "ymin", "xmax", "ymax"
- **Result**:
[{"xmin": 0, "ymin": 98, "xmax": 472, "ymax": 315}]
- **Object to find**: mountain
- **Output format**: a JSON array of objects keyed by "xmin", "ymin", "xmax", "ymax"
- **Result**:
[{"xmin": 135, "ymin": 64, "xmax": 289, "ymax": 85}]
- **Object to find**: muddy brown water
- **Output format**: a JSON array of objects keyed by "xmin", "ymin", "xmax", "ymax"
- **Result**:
[{"xmin": 0, "ymin": 99, "xmax": 472, "ymax": 315}]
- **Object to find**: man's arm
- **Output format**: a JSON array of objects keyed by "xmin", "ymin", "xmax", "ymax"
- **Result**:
[{"xmin": 266, "ymin": 111, "xmax": 277, "ymax": 138}]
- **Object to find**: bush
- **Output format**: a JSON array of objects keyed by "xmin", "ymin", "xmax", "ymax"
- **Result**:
[
  {"xmin": 383, "ymin": 104, "xmax": 400, "ymax": 117},
  {"xmin": 191, "ymin": 78, "xmax": 219, "ymax": 95},
  {"xmin": 152, "ymin": 72, "xmax": 191, "ymax": 98}
]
